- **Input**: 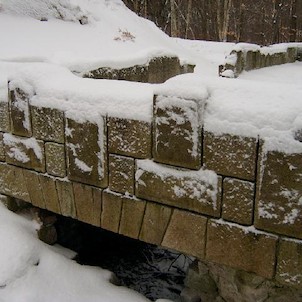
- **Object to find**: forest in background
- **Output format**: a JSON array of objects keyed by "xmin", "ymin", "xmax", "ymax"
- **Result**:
[{"xmin": 123, "ymin": 0, "xmax": 302, "ymax": 45}]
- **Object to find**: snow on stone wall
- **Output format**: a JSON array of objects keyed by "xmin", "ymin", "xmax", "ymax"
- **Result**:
[{"xmin": 0, "ymin": 79, "xmax": 301, "ymax": 291}]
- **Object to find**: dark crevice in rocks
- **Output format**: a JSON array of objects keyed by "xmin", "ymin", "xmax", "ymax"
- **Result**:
[{"xmin": 55, "ymin": 215, "xmax": 190, "ymax": 302}]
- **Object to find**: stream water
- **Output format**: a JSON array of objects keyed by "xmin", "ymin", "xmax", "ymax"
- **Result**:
[{"xmin": 55, "ymin": 216, "xmax": 192, "ymax": 301}]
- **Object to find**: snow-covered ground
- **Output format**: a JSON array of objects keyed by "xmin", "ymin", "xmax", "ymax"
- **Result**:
[{"xmin": 0, "ymin": 1, "xmax": 301, "ymax": 301}]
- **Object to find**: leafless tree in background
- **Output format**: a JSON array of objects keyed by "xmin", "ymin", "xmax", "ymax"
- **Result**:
[{"xmin": 123, "ymin": 0, "xmax": 302, "ymax": 44}]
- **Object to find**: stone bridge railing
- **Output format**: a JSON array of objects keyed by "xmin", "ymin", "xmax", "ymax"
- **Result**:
[
  {"xmin": 219, "ymin": 43, "xmax": 302, "ymax": 78},
  {"xmin": 0, "ymin": 81, "xmax": 301, "ymax": 291}
]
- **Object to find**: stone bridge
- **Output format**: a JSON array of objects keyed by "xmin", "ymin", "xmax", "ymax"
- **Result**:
[{"xmin": 0, "ymin": 75, "xmax": 301, "ymax": 297}]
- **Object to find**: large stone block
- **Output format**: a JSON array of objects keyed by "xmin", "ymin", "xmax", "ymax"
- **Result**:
[
  {"xmin": 45, "ymin": 142, "xmax": 66, "ymax": 178},
  {"xmin": 3, "ymin": 133, "xmax": 45, "ymax": 172},
  {"xmin": 22, "ymin": 169, "xmax": 45, "ymax": 209},
  {"xmin": 206, "ymin": 219, "xmax": 277, "ymax": 279},
  {"xmin": 39, "ymin": 175, "xmax": 61, "ymax": 214},
  {"xmin": 73, "ymin": 182, "xmax": 102, "ymax": 226},
  {"xmin": 153, "ymin": 95, "xmax": 204, "ymax": 169},
  {"xmin": 0, "ymin": 101, "xmax": 10, "ymax": 132},
  {"xmin": 119, "ymin": 195, "xmax": 146, "ymax": 239},
  {"xmin": 56, "ymin": 180, "xmax": 76, "ymax": 218},
  {"xmin": 255, "ymin": 149, "xmax": 302, "ymax": 239},
  {"xmin": 203, "ymin": 132, "xmax": 257, "ymax": 181},
  {"xmin": 136, "ymin": 159, "xmax": 221, "ymax": 217},
  {"xmin": 66, "ymin": 117, "xmax": 107, "ymax": 188},
  {"xmin": 101, "ymin": 190, "xmax": 123, "ymax": 233},
  {"xmin": 31, "ymin": 106, "xmax": 65, "ymax": 143},
  {"xmin": 148, "ymin": 56, "xmax": 181, "ymax": 83},
  {"xmin": 222, "ymin": 178, "xmax": 254, "ymax": 225},
  {"xmin": 162, "ymin": 209, "xmax": 207, "ymax": 259},
  {"xmin": 108, "ymin": 117, "xmax": 151, "ymax": 158},
  {"xmin": 0, "ymin": 133, "xmax": 5, "ymax": 161},
  {"xmin": 139, "ymin": 202, "xmax": 172, "ymax": 245},
  {"xmin": 276, "ymin": 239, "xmax": 302, "ymax": 288},
  {"xmin": 0, "ymin": 163, "xmax": 30, "ymax": 202},
  {"xmin": 109, "ymin": 154, "xmax": 135, "ymax": 195},
  {"xmin": 9, "ymin": 86, "xmax": 32, "ymax": 137}
]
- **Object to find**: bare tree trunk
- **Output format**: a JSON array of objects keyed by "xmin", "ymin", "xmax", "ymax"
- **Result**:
[
  {"xmin": 170, "ymin": 0, "xmax": 178, "ymax": 37},
  {"xmin": 290, "ymin": 0, "xmax": 297, "ymax": 41},
  {"xmin": 185, "ymin": 0, "xmax": 192, "ymax": 38},
  {"xmin": 217, "ymin": 0, "xmax": 232, "ymax": 41}
]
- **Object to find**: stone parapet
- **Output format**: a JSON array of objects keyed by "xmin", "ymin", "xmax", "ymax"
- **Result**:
[
  {"xmin": 219, "ymin": 43, "xmax": 302, "ymax": 78},
  {"xmin": 0, "ymin": 80, "xmax": 301, "ymax": 292},
  {"xmin": 82, "ymin": 56, "xmax": 195, "ymax": 84}
]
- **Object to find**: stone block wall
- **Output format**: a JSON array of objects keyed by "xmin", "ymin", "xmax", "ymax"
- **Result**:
[
  {"xmin": 219, "ymin": 43, "xmax": 302, "ymax": 78},
  {"xmin": 82, "ymin": 55, "xmax": 195, "ymax": 83},
  {"xmin": 0, "ymin": 85, "xmax": 301, "ymax": 291}
]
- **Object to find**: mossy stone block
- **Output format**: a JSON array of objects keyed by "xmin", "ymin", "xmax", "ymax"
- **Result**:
[
  {"xmin": 203, "ymin": 132, "xmax": 257, "ymax": 181},
  {"xmin": 222, "ymin": 178, "xmax": 254, "ymax": 225},
  {"xmin": 109, "ymin": 154, "xmax": 135, "ymax": 195},
  {"xmin": 255, "ymin": 149, "xmax": 302, "ymax": 239},
  {"xmin": 162, "ymin": 209, "xmax": 207, "ymax": 259},
  {"xmin": 4, "ymin": 134, "xmax": 45, "ymax": 173},
  {"xmin": 206, "ymin": 219, "xmax": 277, "ymax": 279},
  {"xmin": 9, "ymin": 86, "xmax": 32, "ymax": 137},
  {"xmin": 136, "ymin": 160, "xmax": 221, "ymax": 217},
  {"xmin": 276, "ymin": 239, "xmax": 302, "ymax": 288},
  {"xmin": 139, "ymin": 202, "xmax": 172, "ymax": 245},
  {"xmin": 101, "ymin": 190, "xmax": 123, "ymax": 233},
  {"xmin": 0, "ymin": 102, "xmax": 10, "ymax": 132},
  {"xmin": 31, "ymin": 106, "xmax": 65, "ymax": 143},
  {"xmin": 73, "ymin": 182, "xmax": 102, "ymax": 227},
  {"xmin": 119, "ymin": 195, "xmax": 146, "ymax": 239},
  {"xmin": 108, "ymin": 117, "xmax": 151, "ymax": 158},
  {"xmin": 45, "ymin": 142, "xmax": 66, "ymax": 178},
  {"xmin": 56, "ymin": 180, "xmax": 76, "ymax": 219},
  {"xmin": 0, "ymin": 163, "xmax": 30, "ymax": 202},
  {"xmin": 153, "ymin": 95, "xmax": 203, "ymax": 169},
  {"xmin": 66, "ymin": 117, "xmax": 107, "ymax": 188}
]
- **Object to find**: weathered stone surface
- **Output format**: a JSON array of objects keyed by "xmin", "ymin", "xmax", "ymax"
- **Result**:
[
  {"xmin": 0, "ymin": 163, "xmax": 30, "ymax": 202},
  {"xmin": 3, "ymin": 134, "xmax": 45, "ymax": 172},
  {"xmin": 153, "ymin": 95, "xmax": 203, "ymax": 169},
  {"xmin": 287, "ymin": 47, "xmax": 297, "ymax": 63},
  {"xmin": 109, "ymin": 154, "xmax": 135, "ymax": 195},
  {"xmin": 0, "ymin": 133, "xmax": 5, "ymax": 161},
  {"xmin": 73, "ymin": 182, "xmax": 102, "ymax": 226},
  {"xmin": 203, "ymin": 132, "xmax": 257, "ymax": 181},
  {"xmin": 38, "ymin": 225, "xmax": 57, "ymax": 245},
  {"xmin": 66, "ymin": 117, "xmax": 107, "ymax": 188},
  {"xmin": 245, "ymin": 50, "xmax": 257, "ymax": 71},
  {"xmin": 139, "ymin": 202, "xmax": 172, "ymax": 245},
  {"xmin": 83, "ymin": 56, "xmax": 186, "ymax": 83},
  {"xmin": 55, "ymin": 180, "xmax": 76, "ymax": 218},
  {"xmin": 9, "ymin": 86, "xmax": 32, "ymax": 137},
  {"xmin": 119, "ymin": 195, "xmax": 146, "ymax": 239},
  {"xmin": 22, "ymin": 169, "xmax": 45, "ymax": 209},
  {"xmin": 136, "ymin": 159, "xmax": 221, "ymax": 217},
  {"xmin": 0, "ymin": 194, "xmax": 22, "ymax": 212},
  {"xmin": 148, "ymin": 56, "xmax": 181, "ymax": 83},
  {"xmin": 0, "ymin": 101, "xmax": 10, "ymax": 132},
  {"xmin": 101, "ymin": 190, "xmax": 123, "ymax": 233},
  {"xmin": 222, "ymin": 178, "xmax": 254, "ymax": 225},
  {"xmin": 83, "ymin": 65, "xmax": 148, "ymax": 82},
  {"xmin": 39, "ymin": 175, "xmax": 60, "ymax": 214},
  {"xmin": 255, "ymin": 149, "xmax": 302, "ymax": 239},
  {"xmin": 45, "ymin": 142, "xmax": 66, "ymax": 178},
  {"xmin": 186, "ymin": 259, "xmax": 302, "ymax": 302},
  {"xmin": 31, "ymin": 106, "xmax": 65, "ymax": 143},
  {"xmin": 162, "ymin": 209, "xmax": 207, "ymax": 259},
  {"xmin": 276, "ymin": 239, "xmax": 302, "ymax": 288},
  {"xmin": 206, "ymin": 219, "xmax": 277, "ymax": 279},
  {"xmin": 108, "ymin": 117, "xmax": 151, "ymax": 158}
]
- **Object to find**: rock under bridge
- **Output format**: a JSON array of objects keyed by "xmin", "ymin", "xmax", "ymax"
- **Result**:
[{"xmin": 0, "ymin": 59, "xmax": 301, "ymax": 299}]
